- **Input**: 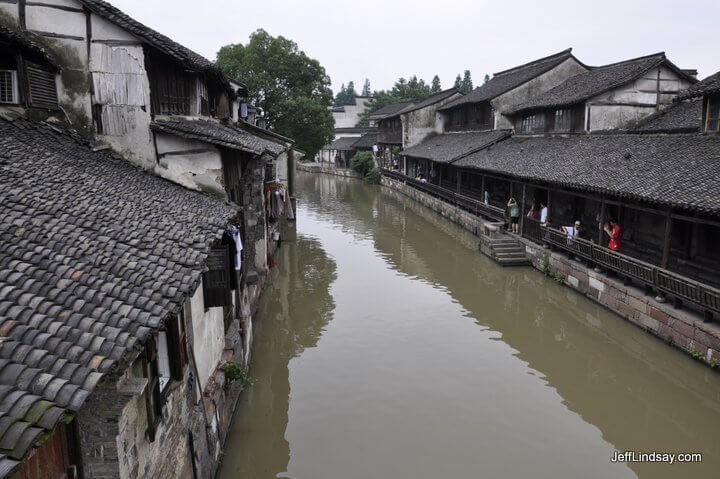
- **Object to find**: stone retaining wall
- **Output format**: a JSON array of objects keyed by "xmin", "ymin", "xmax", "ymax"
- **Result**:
[
  {"xmin": 296, "ymin": 162, "xmax": 363, "ymax": 179},
  {"xmin": 381, "ymin": 175, "xmax": 720, "ymax": 370}
]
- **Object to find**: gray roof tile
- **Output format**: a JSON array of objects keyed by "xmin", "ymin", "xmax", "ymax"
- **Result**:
[
  {"xmin": 441, "ymin": 49, "xmax": 576, "ymax": 110},
  {"xmin": 400, "ymin": 130, "xmax": 511, "ymax": 163},
  {"xmin": 0, "ymin": 113, "xmax": 239, "ymax": 469},
  {"xmin": 454, "ymin": 133, "xmax": 720, "ymax": 214}
]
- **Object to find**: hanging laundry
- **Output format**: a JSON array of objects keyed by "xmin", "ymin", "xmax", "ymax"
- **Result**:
[{"xmin": 229, "ymin": 225, "xmax": 243, "ymax": 271}]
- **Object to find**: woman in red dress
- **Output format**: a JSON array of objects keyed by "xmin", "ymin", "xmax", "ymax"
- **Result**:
[{"xmin": 603, "ymin": 220, "xmax": 621, "ymax": 251}]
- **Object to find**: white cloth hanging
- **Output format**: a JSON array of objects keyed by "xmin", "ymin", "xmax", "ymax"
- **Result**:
[{"xmin": 230, "ymin": 225, "xmax": 243, "ymax": 271}]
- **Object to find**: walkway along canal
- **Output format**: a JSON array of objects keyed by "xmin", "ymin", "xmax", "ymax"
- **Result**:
[{"xmin": 218, "ymin": 172, "xmax": 720, "ymax": 479}]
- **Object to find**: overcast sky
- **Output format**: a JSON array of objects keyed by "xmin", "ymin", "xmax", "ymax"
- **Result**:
[{"xmin": 111, "ymin": 0, "xmax": 718, "ymax": 94}]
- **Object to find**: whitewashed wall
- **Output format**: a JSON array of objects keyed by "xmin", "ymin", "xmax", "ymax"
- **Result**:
[
  {"xmin": 492, "ymin": 57, "xmax": 589, "ymax": 129},
  {"xmin": 189, "ymin": 282, "xmax": 225, "ymax": 393},
  {"xmin": 586, "ymin": 65, "xmax": 693, "ymax": 131},
  {"xmin": 332, "ymin": 97, "xmax": 370, "ymax": 128}
]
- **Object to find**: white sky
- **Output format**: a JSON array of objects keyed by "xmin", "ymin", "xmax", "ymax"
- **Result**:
[{"xmin": 110, "ymin": 0, "xmax": 718, "ymax": 94}]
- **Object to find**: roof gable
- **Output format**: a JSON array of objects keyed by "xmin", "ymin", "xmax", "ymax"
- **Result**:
[
  {"xmin": 77, "ymin": 0, "xmax": 233, "ymax": 94},
  {"xmin": 439, "ymin": 49, "xmax": 577, "ymax": 110},
  {"xmin": 507, "ymin": 53, "xmax": 697, "ymax": 115}
]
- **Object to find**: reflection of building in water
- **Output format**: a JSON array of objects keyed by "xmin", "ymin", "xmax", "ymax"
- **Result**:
[{"xmin": 219, "ymin": 232, "xmax": 336, "ymax": 478}]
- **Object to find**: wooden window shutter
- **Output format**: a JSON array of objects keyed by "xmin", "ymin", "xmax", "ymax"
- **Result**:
[
  {"xmin": 26, "ymin": 62, "xmax": 58, "ymax": 109},
  {"xmin": 166, "ymin": 314, "xmax": 187, "ymax": 381},
  {"xmin": 203, "ymin": 245, "xmax": 232, "ymax": 308}
]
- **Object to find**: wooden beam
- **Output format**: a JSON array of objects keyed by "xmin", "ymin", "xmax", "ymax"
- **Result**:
[{"xmin": 25, "ymin": 1, "xmax": 84, "ymax": 13}]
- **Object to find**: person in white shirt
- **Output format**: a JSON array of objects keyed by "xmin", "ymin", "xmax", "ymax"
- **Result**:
[{"xmin": 540, "ymin": 202, "xmax": 548, "ymax": 225}]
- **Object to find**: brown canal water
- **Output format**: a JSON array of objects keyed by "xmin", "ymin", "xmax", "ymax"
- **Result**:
[{"xmin": 218, "ymin": 172, "xmax": 720, "ymax": 479}]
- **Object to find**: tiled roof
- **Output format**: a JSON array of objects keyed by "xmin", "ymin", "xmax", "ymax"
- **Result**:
[
  {"xmin": 632, "ymin": 98, "xmax": 702, "ymax": 134},
  {"xmin": 0, "ymin": 25, "xmax": 58, "ymax": 70},
  {"xmin": 351, "ymin": 132, "xmax": 378, "ymax": 149},
  {"xmin": 0, "ymin": 114, "xmax": 237, "ymax": 472},
  {"xmin": 439, "ymin": 49, "xmax": 576, "ymax": 110},
  {"xmin": 507, "ymin": 53, "xmax": 696, "ymax": 115},
  {"xmin": 454, "ymin": 133, "xmax": 720, "ymax": 214},
  {"xmin": 677, "ymin": 71, "xmax": 720, "ymax": 100},
  {"xmin": 367, "ymin": 102, "xmax": 414, "ymax": 120},
  {"xmin": 387, "ymin": 89, "xmax": 460, "ymax": 118},
  {"xmin": 77, "ymin": 0, "xmax": 233, "ymax": 93},
  {"xmin": 400, "ymin": 130, "xmax": 511, "ymax": 163},
  {"xmin": 326, "ymin": 136, "xmax": 360, "ymax": 151},
  {"xmin": 151, "ymin": 118, "xmax": 286, "ymax": 157}
]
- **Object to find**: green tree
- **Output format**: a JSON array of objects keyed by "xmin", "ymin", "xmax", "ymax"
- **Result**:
[
  {"xmin": 483, "ymin": 74, "xmax": 490, "ymax": 84},
  {"xmin": 460, "ymin": 70, "xmax": 473, "ymax": 93},
  {"xmin": 334, "ymin": 83, "xmax": 347, "ymax": 106},
  {"xmin": 430, "ymin": 75, "xmax": 441, "ymax": 93},
  {"xmin": 346, "ymin": 81, "xmax": 358, "ymax": 100},
  {"xmin": 453, "ymin": 74, "xmax": 462, "ymax": 89},
  {"xmin": 361, "ymin": 78, "xmax": 371, "ymax": 96},
  {"xmin": 355, "ymin": 75, "xmax": 434, "ymax": 126},
  {"xmin": 216, "ymin": 29, "xmax": 334, "ymax": 158}
]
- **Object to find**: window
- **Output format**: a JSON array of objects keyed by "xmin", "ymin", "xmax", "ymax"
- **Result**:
[
  {"xmin": 554, "ymin": 108, "xmax": 572, "ymax": 131},
  {"xmin": 520, "ymin": 113, "xmax": 543, "ymax": 133},
  {"xmin": 706, "ymin": 96, "xmax": 720, "ymax": 133},
  {"xmin": 143, "ymin": 314, "xmax": 187, "ymax": 442},
  {"xmin": 26, "ymin": 62, "xmax": 58, "ymax": 109},
  {"xmin": 0, "ymin": 70, "xmax": 18, "ymax": 104},
  {"xmin": 197, "ymin": 78, "xmax": 209, "ymax": 116},
  {"xmin": 202, "ymin": 245, "xmax": 233, "ymax": 308}
]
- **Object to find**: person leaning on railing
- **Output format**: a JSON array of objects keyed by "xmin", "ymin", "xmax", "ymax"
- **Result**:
[{"xmin": 603, "ymin": 219, "xmax": 622, "ymax": 251}]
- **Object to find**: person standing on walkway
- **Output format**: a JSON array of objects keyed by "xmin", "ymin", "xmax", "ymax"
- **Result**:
[
  {"xmin": 603, "ymin": 220, "xmax": 622, "ymax": 251},
  {"xmin": 507, "ymin": 197, "xmax": 520, "ymax": 233},
  {"xmin": 540, "ymin": 202, "xmax": 548, "ymax": 226}
]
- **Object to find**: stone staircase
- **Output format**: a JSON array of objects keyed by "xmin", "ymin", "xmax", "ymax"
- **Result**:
[{"xmin": 486, "ymin": 236, "xmax": 530, "ymax": 267}]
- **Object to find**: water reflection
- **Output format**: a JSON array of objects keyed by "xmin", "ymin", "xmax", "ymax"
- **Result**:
[
  {"xmin": 219, "ymin": 172, "xmax": 720, "ymax": 479},
  {"xmin": 219, "ymin": 230, "xmax": 336, "ymax": 478}
]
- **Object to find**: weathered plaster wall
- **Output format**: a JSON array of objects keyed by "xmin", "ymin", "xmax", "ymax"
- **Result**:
[
  {"xmin": 154, "ymin": 132, "xmax": 226, "ymax": 197},
  {"xmin": 402, "ymin": 93, "xmax": 463, "ymax": 148},
  {"xmin": 587, "ymin": 66, "xmax": 693, "ymax": 131},
  {"xmin": 493, "ymin": 57, "xmax": 588, "ymax": 129},
  {"xmin": 189, "ymin": 283, "xmax": 225, "ymax": 392}
]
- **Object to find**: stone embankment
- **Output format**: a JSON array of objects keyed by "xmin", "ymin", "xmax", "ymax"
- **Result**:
[
  {"xmin": 296, "ymin": 162, "xmax": 363, "ymax": 178},
  {"xmin": 381, "ymin": 175, "xmax": 720, "ymax": 370}
]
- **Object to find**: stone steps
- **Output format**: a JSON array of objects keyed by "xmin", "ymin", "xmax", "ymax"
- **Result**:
[{"xmin": 487, "ymin": 235, "xmax": 530, "ymax": 267}]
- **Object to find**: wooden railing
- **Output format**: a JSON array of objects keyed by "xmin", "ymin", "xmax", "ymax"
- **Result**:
[
  {"xmin": 522, "ymin": 218, "xmax": 720, "ymax": 314},
  {"xmin": 381, "ymin": 168, "xmax": 507, "ymax": 223}
]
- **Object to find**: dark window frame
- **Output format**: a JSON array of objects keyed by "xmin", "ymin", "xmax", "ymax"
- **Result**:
[{"xmin": 706, "ymin": 95, "xmax": 720, "ymax": 133}]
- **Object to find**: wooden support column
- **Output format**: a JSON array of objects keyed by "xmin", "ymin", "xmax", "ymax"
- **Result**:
[
  {"xmin": 520, "ymin": 183, "xmax": 527, "ymax": 234},
  {"xmin": 456, "ymin": 169, "xmax": 461, "ymax": 192},
  {"xmin": 597, "ymin": 199, "xmax": 606, "ymax": 244},
  {"xmin": 660, "ymin": 209, "xmax": 673, "ymax": 269},
  {"xmin": 481, "ymin": 175, "xmax": 486, "ymax": 203}
]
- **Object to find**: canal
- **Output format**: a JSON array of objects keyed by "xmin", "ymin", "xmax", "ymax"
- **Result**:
[{"xmin": 218, "ymin": 172, "xmax": 720, "ymax": 479}]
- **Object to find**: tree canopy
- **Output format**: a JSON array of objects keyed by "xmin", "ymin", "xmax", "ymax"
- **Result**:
[
  {"xmin": 216, "ymin": 29, "xmax": 334, "ymax": 158},
  {"xmin": 460, "ymin": 70, "xmax": 473, "ymax": 94},
  {"xmin": 430, "ymin": 75, "xmax": 441, "ymax": 93},
  {"xmin": 361, "ymin": 78, "xmax": 371, "ymax": 96},
  {"xmin": 356, "ymin": 74, "xmax": 438, "ymax": 126},
  {"xmin": 334, "ymin": 81, "xmax": 359, "ymax": 106}
]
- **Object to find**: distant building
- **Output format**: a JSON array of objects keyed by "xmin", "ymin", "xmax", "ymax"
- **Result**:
[{"xmin": 331, "ymin": 96, "xmax": 370, "ymax": 128}]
